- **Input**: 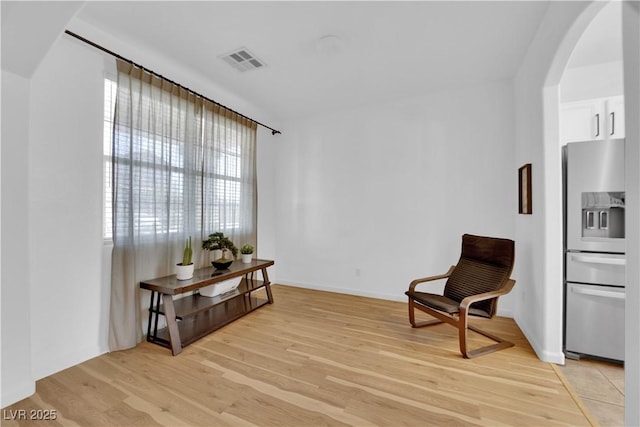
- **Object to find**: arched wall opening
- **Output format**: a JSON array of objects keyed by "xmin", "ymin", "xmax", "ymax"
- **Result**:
[{"xmin": 541, "ymin": 1, "xmax": 639, "ymax": 425}]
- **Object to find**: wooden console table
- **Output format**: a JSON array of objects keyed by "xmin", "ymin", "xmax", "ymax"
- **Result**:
[{"xmin": 140, "ymin": 259, "xmax": 274, "ymax": 355}]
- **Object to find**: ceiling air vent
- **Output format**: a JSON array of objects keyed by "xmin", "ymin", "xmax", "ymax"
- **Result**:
[{"xmin": 220, "ymin": 48, "xmax": 265, "ymax": 72}]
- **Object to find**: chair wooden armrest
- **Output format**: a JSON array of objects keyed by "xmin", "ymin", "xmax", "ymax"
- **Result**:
[
  {"xmin": 459, "ymin": 279, "xmax": 516, "ymax": 314},
  {"xmin": 408, "ymin": 266, "xmax": 455, "ymax": 292}
]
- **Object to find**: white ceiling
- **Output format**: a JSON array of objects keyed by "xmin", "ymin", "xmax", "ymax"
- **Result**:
[
  {"xmin": 67, "ymin": 1, "xmax": 550, "ymax": 121},
  {"xmin": 1, "ymin": 1, "xmax": 83, "ymax": 77},
  {"xmin": 3, "ymin": 1, "xmax": 623, "ymax": 122}
]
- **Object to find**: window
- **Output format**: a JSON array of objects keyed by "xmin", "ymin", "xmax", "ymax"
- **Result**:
[{"xmin": 103, "ymin": 76, "xmax": 256, "ymax": 244}]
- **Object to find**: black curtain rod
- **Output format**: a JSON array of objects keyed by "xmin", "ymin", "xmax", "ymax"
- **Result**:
[{"xmin": 64, "ymin": 30, "xmax": 281, "ymax": 136}]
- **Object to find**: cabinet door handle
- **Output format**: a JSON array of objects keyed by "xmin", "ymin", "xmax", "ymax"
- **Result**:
[
  {"xmin": 595, "ymin": 113, "xmax": 600, "ymax": 137},
  {"xmin": 610, "ymin": 112, "xmax": 615, "ymax": 136}
]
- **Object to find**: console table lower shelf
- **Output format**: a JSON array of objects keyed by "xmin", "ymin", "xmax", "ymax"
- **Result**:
[{"xmin": 140, "ymin": 259, "xmax": 274, "ymax": 355}]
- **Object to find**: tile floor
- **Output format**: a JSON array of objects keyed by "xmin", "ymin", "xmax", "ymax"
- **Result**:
[{"xmin": 558, "ymin": 358, "xmax": 625, "ymax": 427}]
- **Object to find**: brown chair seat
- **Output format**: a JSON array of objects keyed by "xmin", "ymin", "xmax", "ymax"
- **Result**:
[
  {"xmin": 406, "ymin": 291, "xmax": 491, "ymax": 318},
  {"xmin": 406, "ymin": 234, "xmax": 516, "ymax": 358}
]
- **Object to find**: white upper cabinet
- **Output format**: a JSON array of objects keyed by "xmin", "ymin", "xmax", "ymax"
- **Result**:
[
  {"xmin": 560, "ymin": 100, "xmax": 604, "ymax": 142},
  {"xmin": 560, "ymin": 96, "xmax": 625, "ymax": 143}
]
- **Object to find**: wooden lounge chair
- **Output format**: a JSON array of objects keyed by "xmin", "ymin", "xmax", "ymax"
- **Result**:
[{"xmin": 405, "ymin": 234, "xmax": 516, "ymax": 358}]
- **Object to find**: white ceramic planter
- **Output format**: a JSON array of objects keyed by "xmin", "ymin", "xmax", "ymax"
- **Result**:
[
  {"xmin": 175, "ymin": 263, "xmax": 194, "ymax": 281},
  {"xmin": 199, "ymin": 277, "xmax": 242, "ymax": 297},
  {"xmin": 241, "ymin": 253, "xmax": 253, "ymax": 263}
]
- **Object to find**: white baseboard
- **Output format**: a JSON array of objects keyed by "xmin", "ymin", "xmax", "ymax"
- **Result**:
[
  {"xmin": 276, "ymin": 279, "xmax": 407, "ymax": 302},
  {"xmin": 32, "ymin": 344, "xmax": 108, "ymax": 382},
  {"xmin": 516, "ymin": 318, "xmax": 565, "ymax": 364},
  {"xmin": 497, "ymin": 308, "xmax": 514, "ymax": 318},
  {"xmin": 1, "ymin": 380, "xmax": 35, "ymax": 408}
]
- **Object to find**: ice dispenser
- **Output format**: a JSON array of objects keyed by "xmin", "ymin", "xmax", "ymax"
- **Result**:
[{"xmin": 582, "ymin": 192, "xmax": 625, "ymax": 239}]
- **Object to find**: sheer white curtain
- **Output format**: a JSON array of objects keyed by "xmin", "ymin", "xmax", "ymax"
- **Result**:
[
  {"xmin": 109, "ymin": 60, "xmax": 257, "ymax": 351},
  {"xmin": 200, "ymin": 105, "xmax": 257, "ymax": 250}
]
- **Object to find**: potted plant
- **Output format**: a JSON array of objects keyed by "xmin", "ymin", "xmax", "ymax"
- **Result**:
[
  {"xmin": 202, "ymin": 232, "xmax": 238, "ymax": 269},
  {"xmin": 176, "ymin": 237, "xmax": 194, "ymax": 280},
  {"xmin": 240, "ymin": 244, "xmax": 255, "ymax": 263}
]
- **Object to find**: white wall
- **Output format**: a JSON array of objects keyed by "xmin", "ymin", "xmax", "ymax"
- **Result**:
[
  {"xmin": 28, "ymin": 36, "xmax": 108, "ymax": 380},
  {"xmin": 1, "ymin": 70, "xmax": 35, "ymax": 406},
  {"xmin": 274, "ymin": 80, "xmax": 517, "ymax": 313},
  {"xmin": 622, "ymin": 1, "xmax": 640, "ymax": 423},
  {"xmin": 514, "ymin": 1, "xmax": 594, "ymax": 364},
  {"xmin": 256, "ymin": 126, "xmax": 278, "ymax": 273},
  {"xmin": 560, "ymin": 61, "xmax": 624, "ymax": 102}
]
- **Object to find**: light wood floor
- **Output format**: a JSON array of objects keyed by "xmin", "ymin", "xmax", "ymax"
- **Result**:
[{"xmin": 3, "ymin": 285, "xmax": 593, "ymax": 426}]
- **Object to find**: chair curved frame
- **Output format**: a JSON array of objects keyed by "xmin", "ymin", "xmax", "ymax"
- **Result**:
[{"xmin": 408, "ymin": 266, "xmax": 516, "ymax": 359}]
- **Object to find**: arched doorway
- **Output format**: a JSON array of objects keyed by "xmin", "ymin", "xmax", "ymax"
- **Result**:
[{"xmin": 542, "ymin": 1, "xmax": 640, "ymax": 425}]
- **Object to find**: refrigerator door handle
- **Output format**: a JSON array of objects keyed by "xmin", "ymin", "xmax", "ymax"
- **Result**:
[
  {"xmin": 610, "ymin": 112, "xmax": 615, "ymax": 136},
  {"xmin": 572, "ymin": 286, "xmax": 625, "ymax": 300},
  {"xmin": 570, "ymin": 254, "xmax": 626, "ymax": 266}
]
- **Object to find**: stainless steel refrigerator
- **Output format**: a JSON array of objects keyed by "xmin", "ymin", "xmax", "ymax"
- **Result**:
[{"xmin": 563, "ymin": 138, "xmax": 625, "ymax": 362}]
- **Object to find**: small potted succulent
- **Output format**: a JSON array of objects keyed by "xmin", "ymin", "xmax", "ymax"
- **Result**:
[
  {"xmin": 175, "ymin": 237, "xmax": 194, "ymax": 280},
  {"xmin": 202, "ymin": 232, "xmax": 238, "ymax": 270},
  {"xmin": 240, "ymin": 244, "xmax": 255, "ymax": 263}
]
